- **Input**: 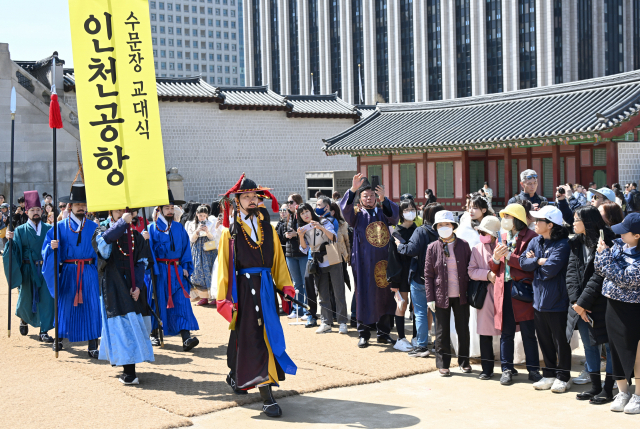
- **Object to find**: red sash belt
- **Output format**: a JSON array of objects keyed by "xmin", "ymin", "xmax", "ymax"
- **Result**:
[
  {"xmin": 63, "ymin": 259, "xmax": 93, "ymax": 306},
  {"xmin": 156, "ymin": 258, "xmax": 190, "ymax": 308}
]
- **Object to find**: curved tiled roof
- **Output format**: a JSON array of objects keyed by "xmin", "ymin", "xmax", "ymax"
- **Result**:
[
  {"xmin": 63, "ymin": 68, "xmax": 75, "ymax": 91},
  {"xmin": 323, "ymin": 70, "xmax": 640, "ymax": 155},
  {"xmin": 156, "ymin": 76, "xmax": 219, "ymax": 101},
  {"xmin": 355, "ymin": 104, "xmax": 378, "ymax": 120},
  {"xmin": 285, "ymin": 93, "xmax": 360, "ymax": 119},
  {"xmin": 216, "ymin": 85, "xmax": 288, "ymax": 109}
]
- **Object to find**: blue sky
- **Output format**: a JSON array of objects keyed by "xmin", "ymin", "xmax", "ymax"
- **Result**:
[{"xmin": 0, "ymin": 1, "xmax": 74, "ymax": 66}]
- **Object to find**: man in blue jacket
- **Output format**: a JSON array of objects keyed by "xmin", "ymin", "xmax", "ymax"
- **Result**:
[{"xmin": 520, "ymin": 205, "xmax": 572, "ymax": 393}]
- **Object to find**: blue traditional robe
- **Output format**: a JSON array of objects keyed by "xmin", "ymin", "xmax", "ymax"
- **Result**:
[
  {"xmin": 42, "ymin": 217, "xmax": 102, "ymax": 342},
  {"xmin": 146, "ymin": 216, "xmax": 198, "ymax": 336},
  {"xmin": 340, "ymin": 190, "xmax": 399, "ymax": 325},
  {"xmin": 3, "ymin": 221, "xmax": 54, "ymax": 331}
]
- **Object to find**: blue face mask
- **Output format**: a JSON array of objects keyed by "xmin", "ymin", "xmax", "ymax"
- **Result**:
[{"xmin": 315, "ymin": 207, "xmax": 327, "ymax": 217}]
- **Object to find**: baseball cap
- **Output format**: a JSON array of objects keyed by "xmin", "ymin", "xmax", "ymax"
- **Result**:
[
  {"xmin": 529, "ymin": 205, "xmax": 563, "ymax": 226},
  {"xmin": 611, "ymin": 213, "xmax": 640, "ymax": 235},
  {"xmin": 591, "ymin": 187, "xmax": 616, "ymax": 202}
]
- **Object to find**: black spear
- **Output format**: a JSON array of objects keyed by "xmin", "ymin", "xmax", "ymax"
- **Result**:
[
  {"xmin": 7, "ymin": 87, "xmax": 16, "ymax": 338},
  {"xmin": 142, "ymin": 207, "xmax": 164, "ymax": 347}
]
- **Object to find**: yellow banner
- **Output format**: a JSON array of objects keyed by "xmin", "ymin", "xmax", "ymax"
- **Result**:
[{"xmin": 68, "ymin": 0, "xmax": 168, "ymax": 211}]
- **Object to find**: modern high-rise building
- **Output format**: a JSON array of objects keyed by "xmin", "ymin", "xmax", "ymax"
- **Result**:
[
  {"xmin": 149, "ymin": 0, "xmax": 244, "ymax": 86},
  {"xmin": 243, "ymin": 0, "xmax": 640, "ymax": 104}
]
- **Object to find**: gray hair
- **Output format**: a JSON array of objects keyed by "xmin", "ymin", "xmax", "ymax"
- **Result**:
[{"xmin": 520, "ymin": 169, "xmax": 538, "ymax": 182}]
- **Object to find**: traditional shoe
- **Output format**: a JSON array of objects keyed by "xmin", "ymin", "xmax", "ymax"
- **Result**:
[
  {"xmin": 376, "ymin": 335, "xmax": 395, "ymax": 345},
  {"xmin": 88, "ymin": 349, "xmax": 99, "ymax": 359},
  {"xmin": 119, "ymin": 374, "xmax": 139, "ymax": 385},
  {"xmin": 150, "ymin": 335, "xmax": 161, "ymax": 347},
  {"xmin": 357, "ymin": 338, "xmax": 369, "ymax": 348},
  {"xmin": 259, "ymin": 385, "xmax": 282, "ymax": 418},
  {"xmin": 195, "ymin": 298, "xmax": 209, "ymax": 306},
  {"xmin": 183, "ymin": 337, "xmax": 199, "ymax": 352},
  {"xmin": 38, "ymin": 332, "xmax": 54, "ymax": 343},
  {"xmin": 52, "ymin": 339, "xmax": 64, "ymax": 352},
  {"xmin": 19, "ymin": 320, "xmax": 28, "ymax": 336},
  {"xmin": 226, "ymin": 372, "xmax": 248, "ymax": 395}
]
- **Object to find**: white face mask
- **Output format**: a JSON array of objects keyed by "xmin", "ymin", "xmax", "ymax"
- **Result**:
[
  {"xmin": 501, "ymin": 218, "xmax": 514, "ymax": 231},
  {"xmin": 437, "ymin": 227, "xmax": 453, "ymax": 239},
  {"xmin": 404, "ymin": 211, "xmax": 417, "ymax": 221}
]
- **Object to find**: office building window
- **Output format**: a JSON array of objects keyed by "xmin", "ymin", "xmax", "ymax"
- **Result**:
[
  {"xmin": 216, "ymin": 8, "xmax": 220, "ymax": 15},
  {"xmin": 224, "ymin": 43, "xmax": 229, "ymax": 50},
  {"xmin": 170, "ymin": 62, "xmax": 175, "ymax": 70},
  {"xmin": 167, "ymin": 3, "xmax": 172, "ymax": 11},
  {"xmin": 518, "ymin": 0, "xmax": 536, "ymax": 88},
  {"xmin": 168, "ymin": 15, "xmax": 173, "ymax": 22},
  {"xmin": 604, "ymin": 0, "xmax": 624, "ymax": 75},
  {"xmin": 330, "ymin": 0, "xmax": 341, "ymax": 95},
  {"xmin": 177, "ymin": 28, "xmax": 182, "ymax": 34},
  {"xmin": 553, "ymin": 0, "xmax": 562, "ymax": 83},
  {"xmin": 427, "ymin": 0, "xmax": 442, "ymax": 100},
  {"xmin": 289, "ymin": 0, "xmax": 300, "ymax": 94},
  {"xmin": 210, "ymin": 65, "xmax": 214, "ymax": 72},
  {"xmin": 178, "ymin": 51, "xmax": 183, "ymax": 59},
  {"xmin": 160, "ymin": 14, "xmax": 165, "ymax": 21},
  {"xmin": 217, "ymin": 43, "xmax": 222, "ymax": 49},
  {"xmin": 216, "ymin": 31, "xmax": 221, "ymax": 38},
  {"xmin": 159, "ymin": 2, "xmax": 164, "ymax": 10},
  {"xmin": 151, "ymin": 1, "xmax": 156, "ymax": 9},
  {"xmin": 151, "ymin": 14, "xmax": 157, "ymax": 21},
  {"xmin": 178, "ymin": 63, "xmax": 183, "ymax": 70},
  {"xmin": 168, "ymin": 27, "xmax": 174, "ymax": 34},
  {"xmin": 486, "ymin": 0, "xmax": 502, "ymax": 93},
  {"xmin": 152, "ymin": 25, "xmax": 157, "ymax": 33},
  {"xmin": 224, "ymin": 31, "xmax": 229, "ymax": 38},
  {"xmin": 456, "ymin": 0, "xmax": 472, "ymax": 97},
  {"xmin": 169, "ymin": 51, "xmax": 174, "ymax": 58},
  {"xmin": 352, "ymin": 0, "xmax": 364, "ymax": 103},
  {"xmin": 177, "ymin": 39, "xmax": 182, "ymax": 46},
  {"xmin": 169, "ymin": 38, "xmax": 174, "ymax": 46},
  {"xmin": 400, "ymin": 0, "xmax": 414, "ymax": 102},
  {"xmin": 175, "ymin": 4, "xmax": 180, "ymax": 11},
  {"xmin": 309, "ymin": 0, "xmax": 320, "ymax": 93},
  {"xmin": 225, "ymin": 55, "xmax": 230, "ymax": 61},
  {"xmin": 252, "ymin": 0, "xmax": 262, "ymax": 84},
  {"xmin": 160, "ymin": 26, "xmax": 165, "ymax": 33},
  {"xmin": 232, "ymin": 32, "xmax": 236, "ymax": 39},
  {"xmin": 209, "ymin": 19, "xmax": 213, "ymax": 26},
  {"xmin": 208, "ymin": 7, "xmax": 213, "ymax": 14},
  {"xmin": 210, "ymin": 54, "xmax": 214, "ymax": 60},
  {"xmin": 217, "ymin": 54, "xmax": 222, "ymax": 61},
  {"xmin": 231, "ymin": 21, "xmax": 236, "ymax": 28},
  {"xmin": 161, "ymin": 50, "xmax": 166, "ymax": 57},
  {"xmin": 269, "ymin": 0, "xmax": 281, "ymax": 93},
  {"xmin": 375, "ymin": 0, "xmax": 389, "ymax": 102},
  {"xmin": 176, "ymin": 16, "xmax": 181, "ymax": 23},
  {"xmin": 192, "ymin": 6, "xmax": 197, "ymax": 12},
  {"xmin": 233, "ymin": 78, "xmax": 238, "ymax": 84},
  {"xmin": 210, "ymin": 76, "xmax": 215, "ymax": 84},
  {"xmin": 152, "ymin": 37, "xmax": 158, "ymax": 45},
  {"xmin": 232, "ymin": 55, "xmax": 237, "ymax": 62}
]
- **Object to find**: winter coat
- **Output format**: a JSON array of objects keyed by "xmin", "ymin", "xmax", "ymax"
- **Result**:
[
  {"xmin": 565, "ymin": 234, "xmax": 611, "ymax": 346},
  {"xmin": 397, "ymin": 224, "xmax": 438, "ymax": 285},
  {"xmin": 425, "ymin": 237, "xmax": 472, "ymax": 308},
  {"xmin": 275, "ymin": 218, "xmax": 289, "ymax": 254},
  {"xmin": 469, "ymin": 240, "xmax": 501, "ymax": 336},
  {"xmin": 489, "ymin": 228, "xmax": 537, "ymax": 329},
  {"xmin": 283, "ymin": 211, "xmax": 306, "ymax": 258},
  {"xmin": 387, "ymin": 223, "xmax": 417, "ymax": 289},
  {"xmin": 336, "ymin": 220, "xmax": 350, "ymax": 263},
  {"xmin": 520, "ymin": 235, "xmax": 571, "ymax": 312},
  {"xmin": 595, "ymin": 238, "xmax": 640, "ymax": 304}
]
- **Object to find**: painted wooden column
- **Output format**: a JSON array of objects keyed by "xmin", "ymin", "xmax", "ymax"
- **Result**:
[
  {"xmin": 504, "ymin": 148, "xmax": 512, "ymax": 205},
  {"xmin": 461, "ymin": 150, "xmax": 470, "ymax": 201},
  {"xmin": 606, "ymin": 141, "xmax": 619, "ymax": 185}
]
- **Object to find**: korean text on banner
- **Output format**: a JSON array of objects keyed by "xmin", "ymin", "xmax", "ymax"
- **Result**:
[{"xmin": 68, "ymin": 0, "xmax": 168, "ymax": 211}]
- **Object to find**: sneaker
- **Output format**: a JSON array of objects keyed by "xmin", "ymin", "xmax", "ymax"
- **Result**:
[
  {"xmin": 408, "ymin": 347, "xmax": 430, "ymax": 358},
  {"xmin": 119, "ymin": 374, "xmax": 139, "ymax": 385},
  {"xmin": 459, "ymin": 365, "xmax": 472, "ymax": 373},
  {"xmin": 38, "ymin": 332, "xmax": 54, "ymax": 343},
  {"xmin": 551, "ymin": 378, "xmax": 572, "ymax": 393},
  {"xmin": 500, "ymin": 370, "xmax": 513, "ymax": 385},
  {"xmin": 338, "ymin": 323, "xmax": 348, "ymax": 334},
  {"xmin": 88, "ymin": 349, "xmax": 99, "ymax": 359},
  {"xmin": 528, "ymin": 371, "xmax": 543, "ymax": 383},
  {"xmin": 305, "ymin": 318, "xmax": 317, "ymax": 328},
  {"xmin": 150, "ymin": 336, "xmax": 161, "ymax": 347},
  {"xmin": 573, "ymin": 369, "xmax": 590, "ymax": 385},
  {"xmin": 439, "ymin": 368, "xmax": 451, "ymax": 377},
  {"xmin": 624, "ymin": 394, "xmax": 640, "ymax": 414},
  {"xmin": 301, "ymin": 315, "xmax": 309, "ymax": 321},
  {"xmin": 411, "ymin": 338, "xmax": 418, "ymax": 348},
  {"xmin": 315, "ymin": 323, "xmax": 332, "ymax": 334},
  {"xmin": 287, "ymin": 312, "xmax": 297, "ymax": 319},
  {"xmin": 611, "ymin": 392, "xmax": 632, "ymax": 412},
  {"xmin": 478, "ymin": 373, "xmax": 492, "ymax": 380},
  {"xmin": 393, "ymin": 338, "xmax": 413, "ymax": 352},
  {"xmin": 533, "ymin": 377, "xmax": 556, "ymax": 390}
]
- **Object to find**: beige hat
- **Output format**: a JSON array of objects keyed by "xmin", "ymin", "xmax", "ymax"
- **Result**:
[{"xmin": 475, "ymin": 216, "xmax": 501, "ymax": 237}]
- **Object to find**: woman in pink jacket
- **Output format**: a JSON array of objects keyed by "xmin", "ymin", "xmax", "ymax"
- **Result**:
[{"xmin": 468, "ymin": 216, "xmax": 503, "ymax": 379}]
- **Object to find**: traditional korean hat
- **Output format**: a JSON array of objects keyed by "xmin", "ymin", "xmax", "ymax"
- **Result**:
[
  {"xmin": 59, "ymin": 183, "xmax": 87, "ymax": 204},
  {"xmin": 219, "ymin": 173, "xmax": 279, "ymax": 228},
  {"xmin": 24, "ymin": 190, "xmax": 41, "ymax": 211},
  {"xmin": 166, "ymin": 189, "xmax": 186, "ymax": 206}
]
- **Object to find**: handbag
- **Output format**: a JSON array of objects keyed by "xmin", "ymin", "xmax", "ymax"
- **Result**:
[
  {"xmin": 511, "ymin": 279, "xmax": 534, "ymax": 302},
  {"xmin": 204, "ymin": 239, "xmax": 217, "ymax": 251},
  {"xmin": 466, "ymin": 279, "xmax": 488, "ymax": 309}
]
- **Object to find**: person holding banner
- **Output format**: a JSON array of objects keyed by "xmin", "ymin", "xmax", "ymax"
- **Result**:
[
  {"xmin": 3, "ymin": 191, "xmax": 55, "ymax": 343},
  {"xmin": 42, "ymin": 183, "xmax": 102, "ymax": 356},
  {"xmin": 216, "ymin": 174, "xmax": 296, "ymax": 418},
  {"xmin": 94, "ymin": 209, "xmax": 154, "ymax": 385},
  {"xmin": 146, "ymin": 190, "xmax": 200, "ymax": 351}
]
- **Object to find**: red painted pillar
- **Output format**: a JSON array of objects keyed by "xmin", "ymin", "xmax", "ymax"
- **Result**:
[
  {"xmin": 606, "ymin": 141, "xmax": 618, "ymax": 186},
  {"xmin": 526, "ymin": 147, "xmax": 532, "ymax": 170},
  {"xmin": 461, "ymin": 150, "xmax": 470, "ymax": 203},
  {"xmin": 504, "ymin": 148, "xmax": 512, "ymax": 205}
]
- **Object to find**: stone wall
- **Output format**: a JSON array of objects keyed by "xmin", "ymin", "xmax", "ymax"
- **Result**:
[
  {"xmin": 618, "ymin": 142, "xmax": 640, "ymax": 185},
  {"xmin": 158, "ymin": 101, "xmax": 357, "ymax": 203}
]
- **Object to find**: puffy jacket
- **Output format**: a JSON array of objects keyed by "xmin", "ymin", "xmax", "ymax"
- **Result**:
[
  {"xmin": 425, "ymin": 237, "xmax": 472, "ymax": 308},
  {"xmin": 520, "ymin": 235, "xmax": 571, "ymax": 312},
  {"xmin": 397, "ymin": 223, "xmax": 438, "ymax": 285},
  {"xmin": 565, "ymin": 234, "xmax": 612, "ymax": 346}
]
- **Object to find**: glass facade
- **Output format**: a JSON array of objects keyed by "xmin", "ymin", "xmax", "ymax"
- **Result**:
[
  {"xmin": 455, "ymin": 0, "xmax": 471, "ymax": 97},
  {"xmin": 400, "ymin": 0, "xmax": 414, "ymax": 102},
  {"xmin": 330, "ymin": 0, "xmax": 341, "ymax": 95},
  {"xmin": 553, "ymin": 0, "xmax": 562, "ymax": 84},
  {"xmin": 577, "ymin": 0, "xmax": 592, "ymax": 80},
  {"xmin": 352, "ymin": 0, "xmax": 365, "ymax": 103},
  {"xmin": 289, "ymin": 0, "xmax": 300, "ymax": 94},
  {"xmin": 636, "ymin": 0, "xmax": 640, "ymax": 70},
  {"xmin": 427, "ymin": 0, "xmax": 442, "ymax": 100},
  {"xmin": 486, "ymin": 0, "xmax": 502, "ymax": 94},
  {"xmin": 375, "ymin": 0, "xmax": 389, "ymax": 102},
  {"xmin": 604, "ymin": 0, "xmax": 624, "ymax": 76},
  {"xmin": 270, "ymin": 0, "xmax": 280, "ymax": 93},
  {"xmin": 518, "ymin": 0, "xmax": 536, "ymax": 89},
  {"xmin": 239, "ymin": 0, "xmax": 245, "ymax": 85},
  {"xmin": 309, "ymin": 0, "xmax": 320, "ymax": 93},
  {"xmin": 252, "ymin": 0, "xmax": 262, "ymax": 85}
]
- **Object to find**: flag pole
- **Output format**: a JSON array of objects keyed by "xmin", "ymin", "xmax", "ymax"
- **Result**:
[{"xmin": 7, "ymin": 87, "xmax": 16, "ymax": 338}]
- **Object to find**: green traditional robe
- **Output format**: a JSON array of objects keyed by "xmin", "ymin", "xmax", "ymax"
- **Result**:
[{"xmin": 3, "ymin": 221, "xmax": 54, "ymax": 331}]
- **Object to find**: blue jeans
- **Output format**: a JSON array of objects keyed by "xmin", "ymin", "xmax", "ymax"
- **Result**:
[
  {"xmin": 576, "ymin": 318, "xmax": 612, "ymax": 374},
  {"xmin": 286, "ymin": 256, "xmax": 309, "ymax": 316},
  {"xmin": 410, "ymin": 280, "xmax": 430, "ymax": 348}
]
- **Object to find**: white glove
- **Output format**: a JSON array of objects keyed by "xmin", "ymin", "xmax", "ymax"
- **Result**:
[{"xmin": 427, "ymin": 301, "xmax": 436, "ymax": 313}]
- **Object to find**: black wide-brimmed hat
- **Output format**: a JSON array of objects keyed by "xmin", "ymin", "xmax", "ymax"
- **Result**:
[
  {"xmin": 357, "ymin": 177, "xmax": 373, "ymax": 194},
  {"xmin": 167, "ymin": 189, "xmax": 186, "ymax": 206},
  {"xmin": 59, "ymin": 183, "xmax": 87, "ymax": 204}
]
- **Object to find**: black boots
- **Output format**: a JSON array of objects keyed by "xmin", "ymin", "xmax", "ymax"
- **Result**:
[
  {"xmin": 38, "ymin": 332, "xmax": 54, "ymax": 343},
  {"xmin": 181, "ymin": 330, "xmax": 199, "ymax": 351},
  {"xmin": 19, "ymin": 320, "xmax": 28, "ymax": 336},
  {"xmin": 259, "ymin": 385, "xmax": 282, "ymax": 418},
  {"xmin": 52, "ymin": 338, "xmax": 64, "ymax": 352},
  {"xmin": 590, "ymin": 373, "xmax": 615, "ymax": 404},
  {"xmin": 88, "ymin": 339, "xmax": 99, "ymax": 359},
  {"xmin": 150, "ymin": 329, "xmax": 161, "ymax": 347},
  {"xmin": 577, "ymin": 373, "xmax": 602, "ymax": 400},
  {"xmin": 226, "ymin": 372, "xmax": 248, "ymax": 395}
]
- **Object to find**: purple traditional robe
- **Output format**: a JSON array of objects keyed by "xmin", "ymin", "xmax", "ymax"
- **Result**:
[{"xmin": 340, "ymin": 190, "xmax": 399, "ymax": 325}]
